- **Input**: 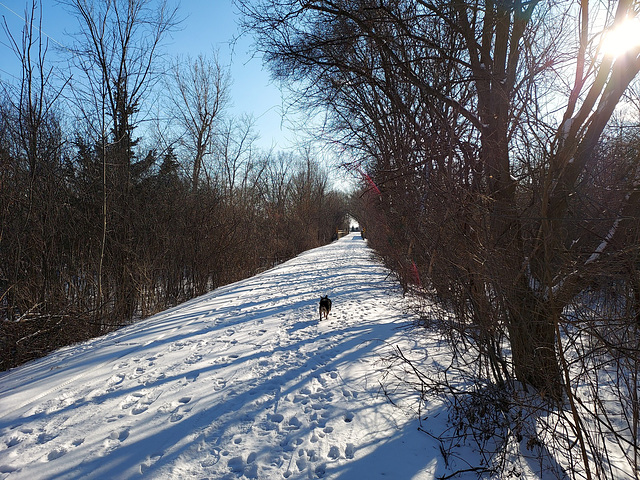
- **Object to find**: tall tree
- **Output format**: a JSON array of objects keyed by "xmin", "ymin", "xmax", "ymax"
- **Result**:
[
  {"xmin": 170, "ymin": 52, "xmax": 230, "ymax": 191},
  {"xmin": 65, "ymin": 0, "xmax": 179, "ymax": 321}
]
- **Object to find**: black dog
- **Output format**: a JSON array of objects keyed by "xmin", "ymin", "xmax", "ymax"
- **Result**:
[{"xmin": 319, "ymin": 296, "xmax": 332, "ymax": 320}]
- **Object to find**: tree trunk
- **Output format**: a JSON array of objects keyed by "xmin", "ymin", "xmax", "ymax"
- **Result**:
[{"xmin": 506, "ymin": 279, "xmax": 563, "ymax": 399}]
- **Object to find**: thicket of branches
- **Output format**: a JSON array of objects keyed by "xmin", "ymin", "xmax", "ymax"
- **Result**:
[
  {"xmin": 241, "ymin": 0, "xmax": 640, "ymax": 477},
  {"xmin": 0, "ymin": 0, "xmax": 348, "ymax": 371}
]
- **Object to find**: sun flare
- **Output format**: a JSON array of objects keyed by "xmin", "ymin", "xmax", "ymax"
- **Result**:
[{"xmin": 601, "ymin": 17, "xmax": 640, "ymax": 57}]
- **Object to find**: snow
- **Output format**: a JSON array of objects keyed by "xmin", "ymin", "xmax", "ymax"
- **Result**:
[
  {"xmin": 585, "ymin": 217, "xmax": 620, "ymax": 265},
  {"xmin": 0, "ymin": 233, "xmax": 449, "ymax": 480}
]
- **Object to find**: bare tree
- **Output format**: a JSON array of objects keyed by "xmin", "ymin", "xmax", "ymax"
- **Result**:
[
  {"xmin": 2, "ymin": 1, "xmax": 66, "ymax": 183},
  {"xmin": 215, "ymin": 113, "xmax": 261, "ymax": 198},
  {"xmin": 170, "ymin": 52, "xmax": 230, "ymax": 191}
]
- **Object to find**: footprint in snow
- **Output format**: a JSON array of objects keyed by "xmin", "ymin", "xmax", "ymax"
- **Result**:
[
  {"xmin": 3, "ymin": 437, "xmax": 17, "ymax": 449},
  {"xmin": 109, "ymin": 428, "xmax": 130, "ymax": 442},
  {"xmin": 227, "ymin": 455, "xmax": 244, "ymax": 473},
  {"xmin": 113, "ymin": 361, "xmax": 128, "ymax": 371},
  {"xmin": 131, "ymin": 405, "xmax": 148, "ymax": 415},
  {"xmin": 107, "ymin": 373, "xmax": 125, "ymax": 386},
  {"xmin": 120, "ymin": 392, "xmax": 144, "ymax": 410},
  {"xmin": 184, "ymin": 353, "xmax": 202, "ymax": 364},
  {"xmin": 345, "ymin": 443, "xmax": 355, "ymax": 459},
  {"xmin": 46, "ymin": 447, "xmax": 67, "ymax": 461},
  {"xmin": 296, "ymin": 453, "xmax": 307, "ymax": 472},
  {"xmin": 159, "ymin": 396, "xmax": 192, "ymax": 423},
  {"xmin": 287, "ymin": 416, "xmax": 302, "ymax": 430},
  {"xmin": 227, "ymin": 451, "xmax": 259, "ymax": 478},
  {"xmin": 100, "ymin": 428, "xmax": 131, "ymax": 456},
  {"xmin": 36, "ymin": 432, "xmax": 57, "ymax": 444},
  {"xmin": 270, "ymin": 413, "xmax": 284, "ymax": 423},
  {"xmin": 328, "ymin": 445, "xmax": 341, "ymax": 460},
  {"xmin": 139, "ymin": 452, "xmax": 163, "ymax": 475}
]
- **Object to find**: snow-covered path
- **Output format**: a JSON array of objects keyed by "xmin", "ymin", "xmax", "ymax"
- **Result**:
[{"xmin": 0, "ymin": 233, "xmax": 440, "ymax": 479}]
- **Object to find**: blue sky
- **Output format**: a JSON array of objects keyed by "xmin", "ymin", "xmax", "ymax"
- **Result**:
[{"xmin": 0, "ymin": 0, "xmax": 295, "ymax": 151}]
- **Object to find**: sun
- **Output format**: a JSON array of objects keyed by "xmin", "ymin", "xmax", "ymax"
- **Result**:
[{"xmin": 601, "ymin": 17, "xmax": 640, "ymax": 57}]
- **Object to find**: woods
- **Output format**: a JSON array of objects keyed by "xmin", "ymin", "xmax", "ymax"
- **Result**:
[
  {"xmin": 0, "ymin": 1, "xmax": 349, "ymax": 370},
  {"xmin": 3, "ymin": 0, "xmax": 640, "ymax": 476},
  {"xmin": 240, "ymin": 0, "xmax": 640, "ymax": 477}
]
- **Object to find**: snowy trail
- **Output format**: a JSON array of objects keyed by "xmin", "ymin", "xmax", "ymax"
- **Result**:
[{"xmin": 0, "ymin": 233, "xmax": 441, "ymax": 479}]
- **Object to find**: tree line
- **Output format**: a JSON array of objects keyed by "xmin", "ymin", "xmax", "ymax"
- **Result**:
[
  {"xmin": 0, "ymin": 1, "xmax": 348, "ymax": 370},
  {"xmin": 241, "ymin": 0, "xmax": 640, "ymax": 477}
]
